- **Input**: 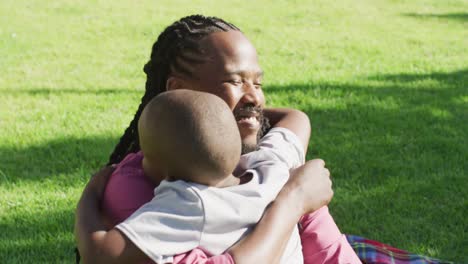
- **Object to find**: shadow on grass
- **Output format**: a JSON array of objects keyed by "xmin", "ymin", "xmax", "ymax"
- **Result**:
[
  {"xmin": 1, "ymin": 68, "xmax": 466, "ymax": 262},
  {"xmin": 265, "ymin": 68, "xmax": 466, "ymax": 262},
  {"xmin": 368, "ymin": 68, "xmax": 468, "ymax": 84},
  {"xmin": 266, "ymin": 68, "xmax": 466, "ymax": 184},
  {"xmin": 403, "ymin": 12, "xmax": 468, "ymax": 22},
  {"xmin": 333, "ymin": 173, "xmax": 465, "ymax": 263},
  {"xmin": 0, "ymin": 208, "xmax": 76, "ymax": 262},
  {"xmin": 0, "ymin": 135, "xmax": 119, "ymax": 184}
]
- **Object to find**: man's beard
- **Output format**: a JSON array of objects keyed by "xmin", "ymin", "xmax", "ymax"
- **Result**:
[{"xmin": 237, "ymin": 106, "xmax": 271, "ymax": 155}]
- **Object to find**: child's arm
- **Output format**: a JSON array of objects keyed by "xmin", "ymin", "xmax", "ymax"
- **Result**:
[
  {"xmin": 76, "ymin": 168, "xmax": 206, "ymax": 264},
  {"xmin": 263, "ymin": 108, "xmax": 311, "ymax": 154}
]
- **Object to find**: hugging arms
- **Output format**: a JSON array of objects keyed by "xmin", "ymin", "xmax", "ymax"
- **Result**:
[{"xmin": 75, "ymin": 106, "xmax": 334, "ymax": 263}]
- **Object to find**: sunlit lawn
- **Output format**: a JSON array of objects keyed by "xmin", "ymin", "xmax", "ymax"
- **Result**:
[{"xmin": 0, "ymin": 0, "xmax": 466, "ymax": 262}]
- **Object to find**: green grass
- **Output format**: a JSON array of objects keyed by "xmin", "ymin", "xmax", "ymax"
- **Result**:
[{"xmin": 1, "ymin": 0, "xmax": 467, "ymax": 262}]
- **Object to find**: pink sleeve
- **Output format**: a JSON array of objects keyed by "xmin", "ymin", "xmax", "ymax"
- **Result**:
[
  {"xmin": 173, "ymin": 248, "xmax": 235, "ymax": 264},
  {"xmin": 101, "ymin": 152, "xmax": 157, "ymax": 226},
  {"xmin": 299, "ymin": 206, "xmax": 361, "ymax": 264}
]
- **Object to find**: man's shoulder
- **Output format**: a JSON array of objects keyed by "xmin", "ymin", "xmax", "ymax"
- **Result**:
[
  {"xmin": 111, "ymin": 151, "xmax": 145, "ymax": 180},
  {"xmin": 116, "ymin": 151, "xmax": 144, "ymax": 168}
]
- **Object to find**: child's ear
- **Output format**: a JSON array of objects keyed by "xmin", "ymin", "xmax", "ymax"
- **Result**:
[{"xmin": 166, "ymin": 76, "xmax": 186, "ymax": 91}]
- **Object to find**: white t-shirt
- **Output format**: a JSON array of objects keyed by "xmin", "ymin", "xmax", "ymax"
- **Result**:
[{"xmin": 116, "ymin": 127, "xmax": 305, "ymax": 263}]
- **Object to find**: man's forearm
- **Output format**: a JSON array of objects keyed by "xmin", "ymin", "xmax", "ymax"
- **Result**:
[
  {"xmin": 263, "ymin": 108, "xmax": 311, "ymax": 154},
  {"xmin": 263, "ymin": 108, "xmax": 291, "ymax": 126}
]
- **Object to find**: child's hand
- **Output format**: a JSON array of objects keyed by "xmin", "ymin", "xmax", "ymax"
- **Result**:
[{"xmin": 287, "ymin": 159, "xmax": 333, "ymax": 215}]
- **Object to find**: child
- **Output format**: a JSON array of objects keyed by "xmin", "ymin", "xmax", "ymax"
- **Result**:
[
  {"xmin": 110, "ymin": 89, "xmax": 360, "ymax": 263},
  {"xmin": 115, "ymin": 89, "xmax": 304, "ymax": 263}
]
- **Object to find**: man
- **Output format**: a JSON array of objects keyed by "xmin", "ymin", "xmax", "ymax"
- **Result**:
[{"xmin": 75, "ymin": 15, "xmax": 333, "ymax": 264}]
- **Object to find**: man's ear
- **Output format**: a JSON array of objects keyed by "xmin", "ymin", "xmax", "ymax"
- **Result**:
[{"xmin": 166, "ymin": 76, "xmax": 186, "ymax": 91}]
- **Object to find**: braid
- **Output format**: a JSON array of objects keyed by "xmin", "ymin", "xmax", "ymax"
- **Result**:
[{"xmin": 108, "ymin": 15, "xmax": 239, "ymax": 165}]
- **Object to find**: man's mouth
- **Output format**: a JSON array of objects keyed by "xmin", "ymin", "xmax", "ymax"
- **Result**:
[
  {"xmin": 234, "ymin": 107, "xmax": 261, "ymax": 128},
  {"xmin": 234, "ymin": 106, "xmax": 270, "ymax": 154},
  {"xmin": 236, "ymin": 116, "xmax": 260, "ymax": 127}
]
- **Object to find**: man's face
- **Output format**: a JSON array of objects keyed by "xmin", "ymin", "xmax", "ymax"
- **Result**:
[{"xmin": 172, "ymin": 30, "xmax": 266, "ymax": 153}]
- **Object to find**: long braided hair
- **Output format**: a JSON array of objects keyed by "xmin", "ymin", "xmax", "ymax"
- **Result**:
[{"xmin": 108, "ymin": 15, "xmax": 240, "ymax": 165}]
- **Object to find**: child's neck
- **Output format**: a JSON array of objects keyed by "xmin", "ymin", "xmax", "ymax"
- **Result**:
[{"xmin": 213, "ymin": 174, "xmax": 240, "ymax": 188}]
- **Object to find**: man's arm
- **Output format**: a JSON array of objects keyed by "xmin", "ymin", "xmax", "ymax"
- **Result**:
[
  {"xmin": 74, "ymin": 166, "xmax": 149, "ymax": 264},
  {"xmin": 263, "ymin": 108, "xmax": 311, "ymax": 154}
]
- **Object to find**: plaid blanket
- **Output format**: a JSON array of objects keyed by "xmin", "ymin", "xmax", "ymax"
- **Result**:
[{"xmin": 345, "ymin": 235, "xmax": 454, "ymax": 264}]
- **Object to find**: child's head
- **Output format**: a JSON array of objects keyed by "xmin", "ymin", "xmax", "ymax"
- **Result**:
[{"xmin": 138, "ymin": 89, "xmax": 241, "ymax": 185}]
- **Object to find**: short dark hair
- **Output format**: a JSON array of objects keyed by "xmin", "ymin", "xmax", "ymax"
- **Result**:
[{"xmin": 139, "ymin": 90, "xmax": 241, "ymax": 183}]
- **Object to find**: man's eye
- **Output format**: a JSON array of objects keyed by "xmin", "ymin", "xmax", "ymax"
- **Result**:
[{"xmin": 228, "ymin": 80, "xmax": 242, "ymax": 85}]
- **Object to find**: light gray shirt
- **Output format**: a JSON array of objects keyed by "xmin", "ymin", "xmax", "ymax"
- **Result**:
[{"xmin": 116, "ymin": 127, "xmax": 305, "ymax": 263}]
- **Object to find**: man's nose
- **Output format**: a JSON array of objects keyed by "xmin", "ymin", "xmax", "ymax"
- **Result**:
[{"xmin": 241, "ymin": 82, "xmax": 262, "ymax": 106}]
